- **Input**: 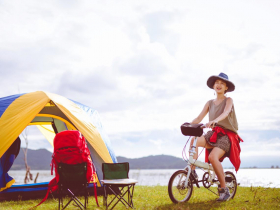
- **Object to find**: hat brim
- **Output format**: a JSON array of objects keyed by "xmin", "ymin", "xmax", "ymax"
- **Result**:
[{"xmin": 207, "ymin": 75, "xmax": 235, "ymax": 92}]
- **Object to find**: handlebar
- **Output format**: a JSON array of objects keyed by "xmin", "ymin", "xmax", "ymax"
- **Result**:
[
  {"xmin": 200, "ymin": 124, "xmax": 206, "ymax": 129},
  {"xmin": 181, "ymin": 122, "xmax": 217, "ymax": 137},
  {"xmin": 200, "ymin": 122, "xmax": 217, "ymax": 129}
]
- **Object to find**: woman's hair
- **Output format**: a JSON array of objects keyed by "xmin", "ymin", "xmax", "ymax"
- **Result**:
[{"xmin": 224, "ymin": 82, "xmax": 229, "ymax": 94}]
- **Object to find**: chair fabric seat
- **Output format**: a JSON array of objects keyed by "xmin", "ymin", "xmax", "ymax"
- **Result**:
[{"xmin": 101, "ymin": 179, "xmax": 138, "ymax": 185}]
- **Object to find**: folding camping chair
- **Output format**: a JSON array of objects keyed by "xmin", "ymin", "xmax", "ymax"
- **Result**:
[
  {"xmin": 101, "ymin": 162, "xmax": 137, "ymax": 210},
  {"xmin": 58, "ymin": 162, "xmax": 88, "ymax": 210}
]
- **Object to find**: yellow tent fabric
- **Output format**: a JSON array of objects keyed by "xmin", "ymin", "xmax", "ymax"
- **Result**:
[
  {"xmin": 0, "ymin": 91, "xmax": 49, "ymax": 158},
  {"xmin": 36, "ymin": 125, "xmax": 56, "ymax": 147},
  {"xmin": 0, "ymin": 178, "xmax": 15, "ymax": 192},
  {"xmin": 45, "ymin": 92, "xmax": 113, "ymax": 163}
]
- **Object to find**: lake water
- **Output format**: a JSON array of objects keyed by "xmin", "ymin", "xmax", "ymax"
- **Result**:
[{"xmin": 9, "ymin": 168, "xmax": 280, "ymax": 188}]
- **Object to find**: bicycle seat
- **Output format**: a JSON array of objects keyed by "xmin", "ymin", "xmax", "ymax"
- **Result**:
[{"xmin": 181, "ymin": 123, "xmax": 203, "ymax": 137}]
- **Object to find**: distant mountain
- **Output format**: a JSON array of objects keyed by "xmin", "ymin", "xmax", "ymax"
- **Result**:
[
  {"xmin": 11, "ymin": 148, "xmax": 53, "ymax": 170},
  {"xmin": 10, "ymin": 148, "xmax": 187, "ymax": 170},
  {"xmin": 117, "ymin": 155, "xmax": 187, "ymax": 169}
]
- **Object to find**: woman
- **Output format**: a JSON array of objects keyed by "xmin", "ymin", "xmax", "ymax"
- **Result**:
[{"xmin": 190, "ymin": 72, "xmax": 243, "ymax": 202}]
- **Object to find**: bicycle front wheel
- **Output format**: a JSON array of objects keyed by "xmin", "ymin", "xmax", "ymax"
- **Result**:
[{"xmin": 168, "ymin": 170, "xmax": 193, "ymax": 203}]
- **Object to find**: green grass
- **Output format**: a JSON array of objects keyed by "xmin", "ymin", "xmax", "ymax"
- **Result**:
[{"xmin": 1, "ymin": 186, "xmax": 280, "ymax": 209}]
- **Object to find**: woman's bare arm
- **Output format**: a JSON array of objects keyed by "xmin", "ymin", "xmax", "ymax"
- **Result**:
[{"xmin": 191, "ymin": 101, "xmax": 210, "ymax": 124}]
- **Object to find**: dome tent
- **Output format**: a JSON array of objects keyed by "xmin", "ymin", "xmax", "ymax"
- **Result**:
[{"xmin": 0, "ymin": 91, "xmax": 117, "ymax": 195}]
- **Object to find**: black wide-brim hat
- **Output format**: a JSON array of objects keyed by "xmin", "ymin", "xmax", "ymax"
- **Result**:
[{"xmin": 207, "ymin": 72, "xmax": 235, "ymax": 92}]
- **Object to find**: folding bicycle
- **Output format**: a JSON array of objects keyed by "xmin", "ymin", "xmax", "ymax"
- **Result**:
[{"xmin": 168, "ymin": 124, "xmax": 238, "ymax": 203}]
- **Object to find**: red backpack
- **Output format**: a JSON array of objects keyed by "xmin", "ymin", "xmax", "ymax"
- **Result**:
[{"xmin": 34, "ymin": 130, "xmax": 99, "ymax": 208}]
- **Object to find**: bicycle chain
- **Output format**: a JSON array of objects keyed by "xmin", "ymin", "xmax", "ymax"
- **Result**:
[{"xmin": 206, "ymin": 186, "xmax": 219, "ymax": 196}]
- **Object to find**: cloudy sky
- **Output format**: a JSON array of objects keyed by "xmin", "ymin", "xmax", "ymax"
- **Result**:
[{"xmin": 1, "ymin": 0, "xmax": 280, "ymax": 168}]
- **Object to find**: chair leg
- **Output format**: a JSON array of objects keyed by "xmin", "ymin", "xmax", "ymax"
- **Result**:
[
  {"xmin": 58, "ymin": 193, "xmax": 60, "ymax": 210},
  {"xmin": 128, "ymin": 186, "xmax": 131, "ymax": 206},
  {"xmin": 84, "ymin": 188, "xmax": 88, "ymax": 209},
  {"xmin": 58, "ymin": 196, "xmax": 60, "ymax": 210},
  {"xmin": 103, "ymin": 185, "xmax": 108, "ymax": 210},
  {"xmin": 128, "ymin": 185, "xmax": 135, "ymax": 207},
  {"xmin": 67, "ymin": 189, "xmax": 85, "ymax": 210},
  {"xmin": 108, "ymin": 186, "xmax": 133, "ymax": 210},
  {"xmin": 107, "ymin": 184, "xmax": 136, "ymax": 209},
  {"xmin": 59, "ymin": 188, "xmax": 87, "ymax": 210},
  {"xmin": 58, "ymin": 187, "xmax": 62, "ymax": 210}
]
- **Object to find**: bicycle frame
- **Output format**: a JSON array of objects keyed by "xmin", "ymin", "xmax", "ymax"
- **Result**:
[{"xmin": 182, "ymin": 136, "xmax": 219, "ymax": 188}]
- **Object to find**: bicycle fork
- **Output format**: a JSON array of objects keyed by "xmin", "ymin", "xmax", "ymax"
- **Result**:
[
  {"xmin": 180, "ymin": 137, "xmax": 215, "ymax": 188},
  {"xmin": 179, "ymin": 137, "xmax": 197, "ymax": 189}
]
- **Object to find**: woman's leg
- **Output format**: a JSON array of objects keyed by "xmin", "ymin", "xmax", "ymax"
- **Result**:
[
  {"xmin": 208, "ymin": 147, "xmax": 226, "ymax": 188},
  {"xmin": 189, "ymin": 136, "xmax": 213, "ymax": 170}
]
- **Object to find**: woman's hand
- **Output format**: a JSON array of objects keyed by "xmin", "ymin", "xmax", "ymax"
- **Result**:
[{"xmin": 206, "ymin": 121, "xmax": 217, "ymax": 128}]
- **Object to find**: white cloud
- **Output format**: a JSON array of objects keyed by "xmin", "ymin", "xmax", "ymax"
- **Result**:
[
  {"xmin": 149, "ymin": 139, "xmax": 163, "ymax": 150},
  {"xmin": 1, "ymin": 0, "xmax": 280, "ymax": 163}
]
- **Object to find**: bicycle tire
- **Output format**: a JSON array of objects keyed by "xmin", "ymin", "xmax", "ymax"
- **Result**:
[
  {"xmin": 225, "ymin": 171, "xmax": 237, "ymax": 199},
  {"xmin": 168, "ymin": 170, "xmax": 193, "ymax": 203}
]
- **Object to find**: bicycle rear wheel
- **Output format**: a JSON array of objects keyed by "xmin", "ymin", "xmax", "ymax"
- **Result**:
[
  {"xmin": 168, "ymin": 170, "xmax": 193, "ymax": 203},
  {"xmin": 225, "ymin": 171, "xmax": 237, "ymax": 199}
]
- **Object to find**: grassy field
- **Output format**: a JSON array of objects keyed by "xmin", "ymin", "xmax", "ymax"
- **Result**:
[{"xmin": 1, "ymin": 186, "xmax": 280, "ymax": 210}]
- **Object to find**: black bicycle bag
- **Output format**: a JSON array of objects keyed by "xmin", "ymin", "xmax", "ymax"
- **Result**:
[{"xmin": 180, "ymin": 123, "xmax": 203, "ymax": 137}]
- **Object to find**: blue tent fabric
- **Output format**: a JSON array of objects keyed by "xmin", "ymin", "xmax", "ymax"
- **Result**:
[
  {"xmin": 71, "ymin": 100, "xmax": 117, "ymax": 163},
  {"xmin": 0, "ymin": 182, "xmax": 49, "ymax": 201},
  {"xmin": 0, "ymin": 182, "xmax": 101, "ymax": 201},
  {"xmin": 0, "ymin": 137, "xmax": 21, "ymax": 191},
  {"xmin": 0, "ymin": 93, "xmax": 24, "ymax": 118},
  {"xmin": 2, "ymin": 182, "xmax": 49, "ymax": 192}
]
